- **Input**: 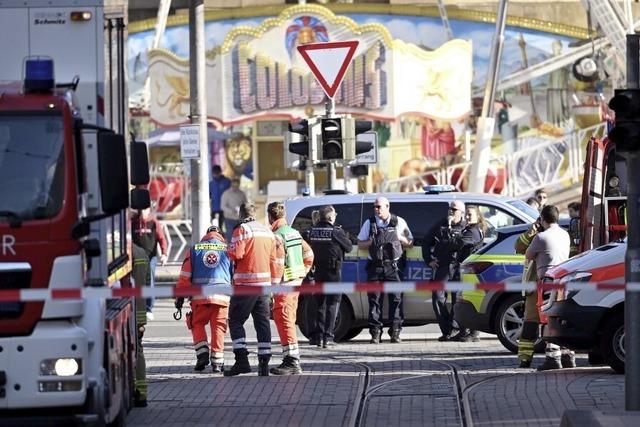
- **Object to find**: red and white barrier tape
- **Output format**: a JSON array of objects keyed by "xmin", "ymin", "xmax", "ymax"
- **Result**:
[{"xmin": 0, "ymin": 281, "xmax": 636, "ymax": 302}]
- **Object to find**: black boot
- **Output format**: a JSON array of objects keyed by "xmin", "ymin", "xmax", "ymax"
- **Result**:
[
  {"xmin": 561, "ymin": 352, "xmax": 576, "ymax": 368},
  {"xmin": 369, "ymin": 328, "xmax": 382, "ymax": 344},
  {"xmin": 258, "ymin": 356, "xmax": 270, "ymax": 377},
  {"xmin": 270, "ymin": 356, "xmax": 302, "ymax": 375},
  {"xmin": 224, "ymin": 349, "xmax": 251, "ymax": 377},
  {"xmin": 389, "ymin": 329, "xmax": 402, "ymax": 344},
  {"xmin": 134, "ymin": 389, "xmax": 147, "ymax": 407},
  {"xmin": 194, "ymin": 351, "xmax": 210, "ymax": 372}
]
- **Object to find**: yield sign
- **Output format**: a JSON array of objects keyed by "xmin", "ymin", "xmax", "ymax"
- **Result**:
[{"xmin": 297, "ymin": 41, "xmax": 359, "ymax": 99}]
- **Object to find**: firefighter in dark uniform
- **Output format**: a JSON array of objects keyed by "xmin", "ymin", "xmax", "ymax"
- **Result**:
[
  {"xmin": 307, "ymin": 205, "xmax": 353, "ymax": 347},
  {"xmin": 131, "ymin": 244, "xmax": 149, "ymax": 407}
]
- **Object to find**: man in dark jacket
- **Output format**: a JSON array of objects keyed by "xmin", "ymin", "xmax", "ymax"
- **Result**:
[
  {"xmin": 307, "ymin": 205, "xmax": 353, "ymax": 348},
  {"xmin": 422, "ymin": 200, "xmax": 466, "ymax": 341}
]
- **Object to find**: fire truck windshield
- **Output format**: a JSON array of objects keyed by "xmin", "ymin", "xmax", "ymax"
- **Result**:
[{"xmin": 0, "ymin": 113, "xmax": 65, "ymax": 223}]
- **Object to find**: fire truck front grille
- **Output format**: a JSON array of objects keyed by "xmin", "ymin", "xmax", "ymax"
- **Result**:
[{"xmin": 0, "ymin": 263, "xmax": 31, "ymax": 319}]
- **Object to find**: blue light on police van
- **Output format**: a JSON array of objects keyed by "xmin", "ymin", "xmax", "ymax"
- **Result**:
[
  {"xmin": 24, "ymin": 57, "xmax": 55, "ymax": 93},
  {"xmin": 423, "ymin": 184, "xmax": 457, "ymax": 194}
]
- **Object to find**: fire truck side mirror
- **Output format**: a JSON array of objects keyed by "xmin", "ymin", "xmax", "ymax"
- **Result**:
[
  {"xmin": 130, "ymin": 140, "xmax": 150, "ymax": 186},
  {"xmin": 97, "ymin": 132, "xmax": 129, "ymax": 214},
  {"xmin": 130, "ymin": 188, "xmax": 150, "ymax": 210}
]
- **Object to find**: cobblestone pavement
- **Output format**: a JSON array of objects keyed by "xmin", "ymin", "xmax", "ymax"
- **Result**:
[{"xmin": 127, "ymin": 301, "xmax": 624, "ymax": 427}]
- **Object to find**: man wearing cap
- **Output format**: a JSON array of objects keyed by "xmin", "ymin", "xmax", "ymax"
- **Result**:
[{"xmin": 423, "ymin": 200, "xmax": 467, "ymax": 341}]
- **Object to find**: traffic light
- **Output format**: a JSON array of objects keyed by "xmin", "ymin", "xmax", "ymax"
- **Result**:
[
  {"xmin": 354, "ymin": 120, "xmax": 373, "ymax": 156},
  {"xmin": 320, "ymin": 118, "xmax": 344, "ymax": 160},
  {"xmin": 287, "ymin": 119, "xmax": 310, "ymax": 157},
  {"xmin": 608, "ymin": 89, "xmax": 640, "ymax": 153}
]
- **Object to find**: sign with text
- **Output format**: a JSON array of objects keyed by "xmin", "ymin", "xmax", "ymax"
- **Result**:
[
  {"xmin": 148, "ymin": 5, "xmax": 473, "ymax": 126},
  {"xmin": 180, "ymin": 124, "xmax": 200, "ymax": 159},
  {"xmin": 354, "ymin": 131, "xmax": 378, "ymax": 165}
]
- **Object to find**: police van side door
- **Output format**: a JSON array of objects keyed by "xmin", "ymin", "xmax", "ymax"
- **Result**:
[
  {"xmin": 291, "ymin": 202, "xmax": 363, "ymax": 282},
  {"xmin": 387, "ymin": 201, "xmax": 449, "ymax": 323}
]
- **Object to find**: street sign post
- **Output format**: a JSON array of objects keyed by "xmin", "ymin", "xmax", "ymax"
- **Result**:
[
  {"xmin": 297, "ymin": 40, "xmax": 359, "ymax": 99},
  {"xmin": 180, "ymin": 124, "xmax": 200, "ymax": 159}
]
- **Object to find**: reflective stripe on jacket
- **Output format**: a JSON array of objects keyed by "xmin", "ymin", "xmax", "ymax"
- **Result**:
[
  {"xmin": 177, "ymin": 231, "xmax": 231, "ymax": 306},
  {"xmin": 271, "ymin": 218, "xmax": 314, "ymax": 285},
  {"xmin": 229, "ymin": 219, "xmax": 281, "ymax": 286}
]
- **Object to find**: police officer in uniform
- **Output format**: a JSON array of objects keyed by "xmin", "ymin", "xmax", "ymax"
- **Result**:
[
  {"xmin": 358, "ymin": 197, "xmax": 413, "ymax": 344},
  {"xmin": 307, "ymin": 205, "xmax": 353, "ymax": 347}
]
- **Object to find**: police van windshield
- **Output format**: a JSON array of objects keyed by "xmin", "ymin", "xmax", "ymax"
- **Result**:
[
  {"xmin": 0, "ymin": 113, "xmax": 65, "ymax": 223},
  {"xmin": 507, "ymin": 199, "xmax": 539, "ymax": 221}
]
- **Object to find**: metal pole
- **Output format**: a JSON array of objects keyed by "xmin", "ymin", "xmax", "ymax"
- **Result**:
[
  {"xmin": 326, "ymin": 98, "xmax": 337, "ymax": 190},
  {"xmin": 468, "ymin": 0, "xmax": 508, "ymax": 193},
  {"xmin": 189, "ymin": 0, "xmax": 210, "ymax": 244},
  {"xmin": 305, "ymin": 163, "xmax": 315, "ymax": 196},
  {"xmin": 624, "ymin": 33, "xmax": 640, "ymax": 412}
]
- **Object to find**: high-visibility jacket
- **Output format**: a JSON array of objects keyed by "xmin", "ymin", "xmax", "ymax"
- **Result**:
[
  {"xmin": 229, "ymin": 218, "xmax": 281, "ymax": 286},
  {"xmin": 177, "ymin": 230, "xmax": 231, "ymax": 306},
  {"xmin": 271, "ymin": 218, "xmax": 314, "ymax": 286}
]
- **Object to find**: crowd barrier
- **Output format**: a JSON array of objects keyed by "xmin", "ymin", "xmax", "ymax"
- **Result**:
[{"xmin": 0, "ymin": 281, "xmax": 635, "ymax": 302}]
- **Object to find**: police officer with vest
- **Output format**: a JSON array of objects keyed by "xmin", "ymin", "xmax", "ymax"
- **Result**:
[
  {"xmin": 307, "ymin": 205, "xmax": 353, "ymax": 348},
  {"xmin": 423, "ymin": 200, "xmax": 467, "ymax": 341},
  {"xmin": 358, "ymin": 197, "xmax": 413, "ymax": 344}
]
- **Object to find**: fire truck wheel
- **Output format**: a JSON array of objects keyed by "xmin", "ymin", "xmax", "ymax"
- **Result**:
[{"xmin": 599, "ymin": 312, "xmax": 625, "ymax": 374}]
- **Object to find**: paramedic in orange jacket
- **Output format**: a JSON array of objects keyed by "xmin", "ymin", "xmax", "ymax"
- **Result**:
[
  {"xmin": 267, "ymin": 202, "xmax": 314, "ymax": 375},
  {"xmin": 174, "ymin": 226, "xmax": 231, "ymax": 373},
  {"xmin": 224, "ymin": 202, "xmax": 282, "ymax": 377}
]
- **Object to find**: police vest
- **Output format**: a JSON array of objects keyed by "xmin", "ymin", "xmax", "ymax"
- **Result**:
[
  {"xmin": 191, "ymin": 238, "xmax": 232, "ymax": 286},
  {"xmin": 275, "ymin": 224, "xmax": 306, "ymax": 281},
  {"xmin": 369, "ymin": 215, "xmax": 403, "ymax": 262},
  {"xmin": 308, "ymin": 226, "xmax": 340, "ymax": 270}
]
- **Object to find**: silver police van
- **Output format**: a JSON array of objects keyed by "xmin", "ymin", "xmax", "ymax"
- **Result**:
[{"xmin": 285, "ymin": 187, "xmax": 538, "ymax": 341}]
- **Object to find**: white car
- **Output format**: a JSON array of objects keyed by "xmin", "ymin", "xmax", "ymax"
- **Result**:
[
  {"xmin": 285, "ymin": 188, "xmax": 539, "ymax": 340},
  {"xmin": 543, "ymin": 240, "xmax": 625, "ymax": 373}
]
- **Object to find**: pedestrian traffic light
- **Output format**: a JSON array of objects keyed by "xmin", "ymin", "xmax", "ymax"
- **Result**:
[
  {"xmin": 320, "ymin": 118, "xmax": 344, "ymax": 160},
  {"xmin": 287, "ymin": 119, "xmax": 310, "ymax": 157},
  {"xmin": 608, "ymin": 88, "xmax": 640, "ymax": 153}
]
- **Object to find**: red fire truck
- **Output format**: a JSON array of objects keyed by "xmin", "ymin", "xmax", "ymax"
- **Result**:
[{"xmin": 0, "ymin": 1, "xmax": 149, "ymax": 424}]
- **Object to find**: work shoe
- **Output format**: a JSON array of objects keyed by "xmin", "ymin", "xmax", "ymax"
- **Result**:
[
  {"xmin": 561, "ymin": 352, "xmax": 577, "ymax": 369},
  {"xmin": 518, "ymin": 359, "xmax": 532, "ymax": 369},
  {"xmin": 308, "ymin": 336, "xmax": 320, "ymax": 347},
  {"xmin": 224, "ymin": 349, "xmax": 251, "ymax": 377},
  {"xmin": 258, "ymin": 357, "xmax": 270, "ymax": 377},
  {"xmin": 450, "ymin": 329, "xmax": 470, "ymax": 342},
  {"xmin": 134, "ymin": 390, "xmax": 147, "ymax": 408},
  {"xmin": 194, "ymin": 352, "xmax": 210, "ymax": 372},
  {"xmin": 536, "ymin": 357, "xmax": 562, "ymax": 371},
  {"xmin": 323, "ymin": 340, "xmax": 338, "ymax": 349},
  {"xmin": 389, "ymin": 329, "xmax": 402, "ymax": 344},
  {"xmin": 270, "ymin": 356, "xmax": 302, "ymax": 375},
  {"xmin": 369, "ymin": 328, "xmax": 382, "ymax": 344},
  {"xmin": 211, "ymin": 363, "xmax": 224, "ymax": 374},
  {"xmin": 437, "ymin": 334, "xmax": 452, "ymax": 342},
  {"xmin": 458, "ymin": 331, "xmax": 480, "ymax": 343}
]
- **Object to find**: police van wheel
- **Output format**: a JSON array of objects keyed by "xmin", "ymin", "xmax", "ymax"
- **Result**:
[
  {"xmin": 341, "ymin": 327, "xmax": 364, "ymax": 341},
  {"xmin": 334, "ymin": 297, "xmax": 355, "ymax": 342},
  {"xmin": 494, "ymin": 294, "xmax": 545, "ymax": 354}
]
